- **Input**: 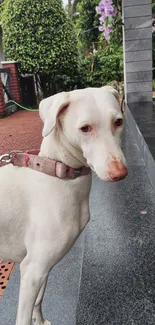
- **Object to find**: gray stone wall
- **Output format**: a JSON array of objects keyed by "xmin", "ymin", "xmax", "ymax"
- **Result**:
[{"xmin": 123, "ymin": 0, "xmax": 152, "ymax": 103}]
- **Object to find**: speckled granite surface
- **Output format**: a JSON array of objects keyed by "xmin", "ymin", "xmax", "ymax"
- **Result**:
[
  {"xmin": 76, "ymin": 129, "xmax": 155, "ymax": 325},
  {"xmin": 129, "ymin": 102, "xmax": 155, "ymax": 159},
  {"xmin": 0, "ymin": 233, "xmax": 85, "ymax": 325}
]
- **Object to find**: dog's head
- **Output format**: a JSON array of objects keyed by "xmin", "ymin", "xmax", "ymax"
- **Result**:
[{"xmin": 39, "ymin": 86, "xmax": 127, "ymax": 182}]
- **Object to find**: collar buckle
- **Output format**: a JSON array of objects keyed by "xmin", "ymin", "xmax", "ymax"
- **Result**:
[{"xmin": 72, "ymin": 168, "xmax": 82, "ymax": 179}]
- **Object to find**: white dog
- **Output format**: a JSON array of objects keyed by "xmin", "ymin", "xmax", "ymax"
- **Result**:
[{"xmin": 0, "ymin": 86, "xmax": 127, "ymax": 325}]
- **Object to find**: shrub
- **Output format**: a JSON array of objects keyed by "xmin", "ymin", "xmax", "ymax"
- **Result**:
[
  {"xmin": 81, "ymin": 45, "xmax": 123, "ymax": 87},
  {"xmin": 92, "ymin": 45, "xmax": 123, "ymax": 86},
  {"xmin": 73, "ymin": 0, "xmax": 100, "ymax": 53},
  {"xmin": 1, "ymin": 0, "xmax": 78, "ymax": 96}
]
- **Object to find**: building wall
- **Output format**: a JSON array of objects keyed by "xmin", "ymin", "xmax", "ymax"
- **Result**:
[{"xmin": 123, "ymin": 0, "xmax": 152, "ymax": 103}]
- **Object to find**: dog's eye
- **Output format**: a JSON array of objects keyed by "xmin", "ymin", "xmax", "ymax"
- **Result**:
[
  {"xmin": 114, "ymin": 118, "xmax": 123, "ymax": 127},
  {"xmin": 80, "ymin": 125, "xmax": 92, "ymax": 133}
]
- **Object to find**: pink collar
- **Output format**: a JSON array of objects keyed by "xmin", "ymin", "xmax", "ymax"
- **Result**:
[{"xmin": 11, "ymin": 150, "xmax": 91, "ymax": 179}]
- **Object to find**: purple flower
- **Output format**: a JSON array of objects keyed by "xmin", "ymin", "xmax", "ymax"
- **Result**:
[
  {"xmin": 99, "ymin": 15, "xmax": 106, "ymax": 23},
  {"xmin": 102, "ymin": 24, "xmax": 112, "ymax": 40},
  {"xmin": 96, "ymin": 4, "xmax": 105, "ymax": 15},
  {"xmin": 99, "ymin": 25, "xmax": 105, "ymax": 32},
  {"xmin": 96, "ymin": 0, "xmax": 117, "ymax": 40}
]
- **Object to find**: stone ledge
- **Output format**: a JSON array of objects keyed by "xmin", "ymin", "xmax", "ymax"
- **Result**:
[
  {"xmin": 124, "ymin": 5, "xmax": 151, "ymax": 18},
  {"xmin": 126, "ymin": 102, "xmax": 155, "ymax": 190},
  {"xmin": 126, "ymin": 71, "xmax": 152, "ymax": 82},
  {"xmin": 126, "ymin": 50, "xmax": 152, "ymax": 62},
  {"xmin": 124, "ymin": 0, "xmax": 151, "ymax": 6},
  {"xmin": 124, "ymin": 16, "xmax": 152, "ymax": 30}
]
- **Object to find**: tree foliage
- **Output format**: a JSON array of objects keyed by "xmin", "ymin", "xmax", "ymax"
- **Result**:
[
  {"xmin": 73, "ymin": 0, "xmax": 100, "ymax": 53},
  {"xmin": 91, "ymin": 44, "xmax": 123, "ymax": 86},
  {"xmin": 72, "ymin": 0, "xmax": 123, "ymax": 86},
  {"xmin": 1, "ymin": 0, "xmax": 78, "ymax": 95}
]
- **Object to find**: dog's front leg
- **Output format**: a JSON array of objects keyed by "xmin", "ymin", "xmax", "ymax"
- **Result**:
[
  {"xmin": 33, "ymin": 276, "xmax": 52, "ymax": 325},
  {"xmin": 16, "ymin": 256, "xmax": 50, "ymax": 325}
]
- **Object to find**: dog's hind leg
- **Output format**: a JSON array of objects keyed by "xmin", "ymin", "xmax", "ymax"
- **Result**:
[
  {"xmin": 33, "ymin": 276, "xmax": 52, "ymax": 325},
  {"xmin": 16, "ymin": 255, "xmax": 51, "ymax": 325}
]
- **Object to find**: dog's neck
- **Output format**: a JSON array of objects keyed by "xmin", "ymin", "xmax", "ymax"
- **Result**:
[{"xmin": 39, "ymin": 130, "xmax": 87, "ymax": 168}]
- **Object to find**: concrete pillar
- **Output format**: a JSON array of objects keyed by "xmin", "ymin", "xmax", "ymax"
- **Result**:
[{"xmin": 123, "ymin": 0, "xmax": 152, "ymax": 103}]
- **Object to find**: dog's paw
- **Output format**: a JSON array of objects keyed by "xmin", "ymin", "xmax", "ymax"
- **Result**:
[
  {"xmin": 33, "ymin": 317, "xmax": 52, "ymax": 325},
  {"xmin": 43, "ymin": 320, "xmax": 52, "ymax": 325}
]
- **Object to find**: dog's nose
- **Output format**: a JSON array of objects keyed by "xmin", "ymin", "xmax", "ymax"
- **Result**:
[{"xmin": 108, "ymin": 161, "xmax": 128, "ymax": 181}]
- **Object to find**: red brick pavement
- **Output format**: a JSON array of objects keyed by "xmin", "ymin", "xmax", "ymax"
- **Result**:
[
  {"xmin": 0, "ymin": 110, "xmax": 43, "ymax": 155},
  {"xmin": 0, "ymin": 110, "xmax": 43, "ymax": 299}
]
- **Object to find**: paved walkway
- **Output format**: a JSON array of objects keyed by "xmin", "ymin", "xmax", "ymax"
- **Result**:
[{"xmin": 0, "ymin": 110, "xmax": 42, "ymax": 155}]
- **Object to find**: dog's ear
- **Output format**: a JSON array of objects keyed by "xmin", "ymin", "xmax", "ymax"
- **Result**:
[
  {"xmin": 101, "ymin": 86, "xmax": 119, "ymax": 102},
  {"xmin": 39, "ymin": 92, "xmax": 70, "ymax": 137}
]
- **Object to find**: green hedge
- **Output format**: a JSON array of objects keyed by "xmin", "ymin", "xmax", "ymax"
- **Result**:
[
  {"xmin": 1, "ymin": 0, "xmax": 78, "ymax": 95},
  {"xmin": 78, "ymin": 45, "xmax": 123, "ymax": 88}
]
